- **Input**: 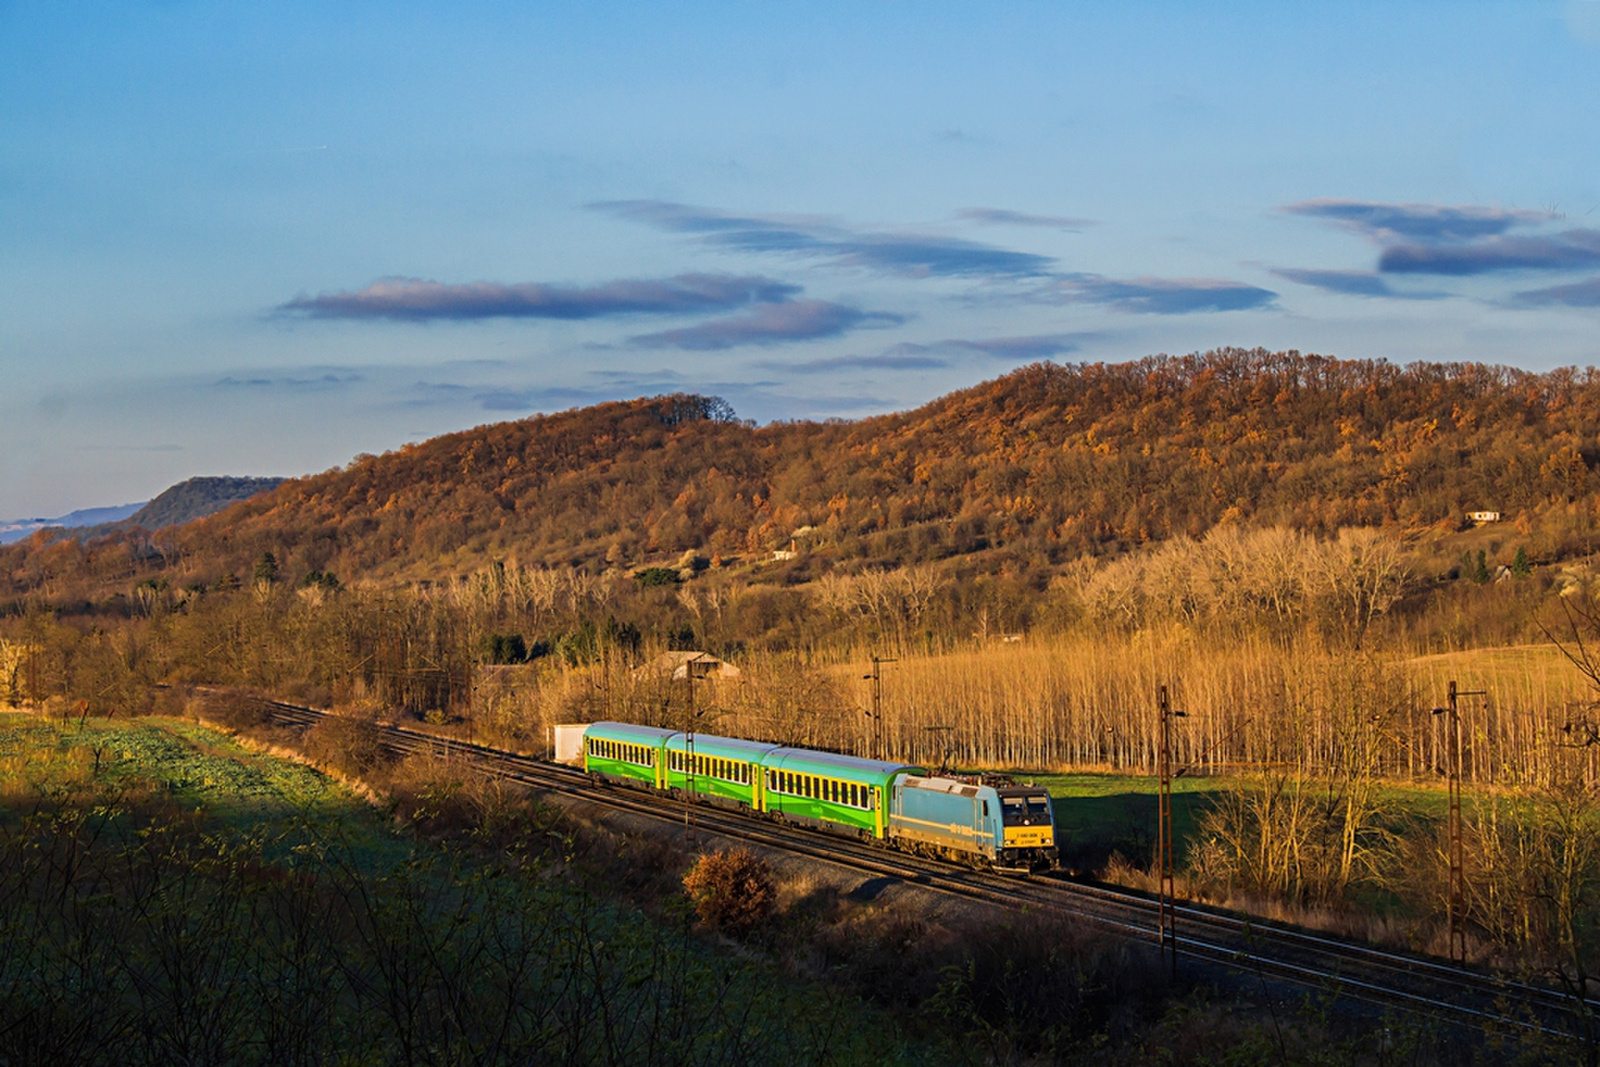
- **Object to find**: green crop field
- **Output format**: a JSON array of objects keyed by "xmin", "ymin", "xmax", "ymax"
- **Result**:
[{"xmin": 0, "ymin": 712, "xmax": 921, "ymax": 1066}]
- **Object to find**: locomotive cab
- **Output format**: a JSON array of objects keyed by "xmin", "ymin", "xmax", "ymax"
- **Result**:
[{"xmin": 995, "ymin": 787, "xmax": 1058, "ymax": 872}]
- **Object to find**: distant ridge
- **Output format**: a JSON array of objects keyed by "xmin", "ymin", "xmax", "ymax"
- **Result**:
[
  {"xmin": 123, "ymin": 476, "xmax": 286, "ymax": 532},
  {"xmin": 5, "ymin": 476, "xmax": 287, "ymax": 545},
  {"xmin": 0, "ymin": 501, "xmax": 146, "ymax": 545}
]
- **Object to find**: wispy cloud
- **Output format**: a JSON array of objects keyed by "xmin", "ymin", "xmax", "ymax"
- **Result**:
[
  {"xmin": 1379, "ymin": 231, "xmax": 1600, "ymax": 275},
  {"xmin": 1282, "ymin": 199, "xmax": 1552, "ymax": 244},
  {"xmin": 593, "ymin": 200, "xmax": 1055, "ymax": 279},
  {"xmin": 1279, "ymin": 199, "xmax": 1597, "ymax": 280},
  {"xmin": 958, "ymin": 207, "xmax": 1092, "ymax": 231},
  {"xmin": 1512, "ymin": 276, "xmax": 1600, "ymax": 307},
  {"xmin": 279, "ymin": 273, "xmax": 799, "ymax": 321},
  {"xmin": 765, "ymin": 352, "xmax": 950, "ymax": 374},
  {"xmin": 1048, "ymin": 275, "xmax": 1277, "ymax": 314},
  {"xmin": 215, "ymin": 372, "xmax": 365, "ymax": 390},
  {"xmin": 1270, "ymin": 268, "xmax": 1446, "ymax": 300},
  {"xmin": 631, "ymin": 299, "xmax": 904, "ymax": 350},
  {"xmin": 762, "ymin": 332, "xmax": 1089, "ymax": 375},
  {"xmin": 885, "ymin": 333, "xmax": 1090, "ymax": 361}
]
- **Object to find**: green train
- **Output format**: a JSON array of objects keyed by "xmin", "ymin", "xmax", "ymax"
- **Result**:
[{"xmin": 580, "ymin": 721, "xmax": 1058, "ymax": 871}]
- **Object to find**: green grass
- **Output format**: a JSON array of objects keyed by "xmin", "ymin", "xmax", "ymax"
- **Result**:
[
  {"xmin": 1018, "ymin": 771, "xmax": 1231, "ymax": 872},
  {"xmin": 0, "ymin": 711, "xmax": 926, "ymax": 1065},
  {"xmin": 1005, "ymin": 768, "xmax": 1458, "ymax": 876}
]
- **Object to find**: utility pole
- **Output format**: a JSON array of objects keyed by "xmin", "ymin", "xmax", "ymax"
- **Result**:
[
  {"xmin": 1434, "ymin": 679, "xmax": 1484, "ymax": 966},
  {"xmin": 683, "ymin": 661, "xmax": 698, "ymax": 849},
  {"xmin": 1157, "ymin": 684, "xmax": 1186, "ymax": 980},
  {"xmin": 864, "ymin": 654, "xmax": 896, "ymax": 760}
]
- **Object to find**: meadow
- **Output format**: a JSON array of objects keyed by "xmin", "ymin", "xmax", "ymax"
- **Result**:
[{"xmin": 0, "ymin": 711, "xmax": 918, "ymax": 1066}]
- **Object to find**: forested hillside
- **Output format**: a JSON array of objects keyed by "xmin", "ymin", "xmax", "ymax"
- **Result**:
[{"xmin": 4, "ymin": 347, "xmax": 1598, "ymax": 599}]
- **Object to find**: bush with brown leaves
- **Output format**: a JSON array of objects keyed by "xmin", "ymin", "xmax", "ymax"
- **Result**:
[{"xmin": 682, "ymin": 848, "xmax": 775, "ymax": 935}]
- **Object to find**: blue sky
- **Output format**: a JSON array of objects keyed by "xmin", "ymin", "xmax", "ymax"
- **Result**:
[{"xmin": 5, "ymin": 2, "xmax": 1600, "ymax": 517}]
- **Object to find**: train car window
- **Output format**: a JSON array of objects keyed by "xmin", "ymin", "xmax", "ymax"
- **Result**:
[
  {"xmin": 1028, "ymin": 796, "xmax": 1052, "ymax": 818},
  {"xmin": 849, "ymin": 783, "xmax": 858, "ymax": 807}
]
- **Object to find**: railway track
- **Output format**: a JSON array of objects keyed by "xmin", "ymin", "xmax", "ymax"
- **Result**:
[{"xmin": 258, "ymin": 699, "xmax": 1597, "ymax": 1042}]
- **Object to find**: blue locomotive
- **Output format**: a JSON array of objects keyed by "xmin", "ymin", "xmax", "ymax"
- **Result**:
[{"xmin": 577, "ymin": 721, "xmax": 1058, "ymax": 872}]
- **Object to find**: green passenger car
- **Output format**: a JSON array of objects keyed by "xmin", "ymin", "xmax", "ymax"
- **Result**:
[
  {"xmin": 663, "ymin": 734, "xmax": 779, "ymax": 810},
  {"xmin": 582, "ymin": 722, "xmax": 675, "ymax": 789},
  {"xmin": 763, "ymin": 748, "xmax": 922, "ymax": 839}
]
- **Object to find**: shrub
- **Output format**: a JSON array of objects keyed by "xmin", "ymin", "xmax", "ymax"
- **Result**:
[
  {"xmin": 682, "ymin": 848, "xmax": 775, "ymax": 934},
  {"xmin": 633, "ymin": 567, "xmax": 681, "ymax": 587},
  {"xmin": 304, "ymin": 711, "xmax": 393, "ymax": 779}
]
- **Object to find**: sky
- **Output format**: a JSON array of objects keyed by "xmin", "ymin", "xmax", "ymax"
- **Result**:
[{"xmin": 5, "ymin": 2, "xmax": 1600, "ymax": 518}]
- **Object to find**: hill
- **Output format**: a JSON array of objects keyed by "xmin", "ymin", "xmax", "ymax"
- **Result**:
[
  {"xmin": 123, "ymin": 476, "xmax": 286, "ymax": 531},
  {"xmin": 0, "ymin": 477, "xmax": 283, "ymax": 549},
  {"xmin": 3, "ymin": 347, "xmax": 1597, "ymax": 597}
]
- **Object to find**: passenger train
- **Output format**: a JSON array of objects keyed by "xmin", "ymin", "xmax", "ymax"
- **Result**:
[{"xmin": 577, "ymin": 721, "xmax": 1058, "ymax": 872}]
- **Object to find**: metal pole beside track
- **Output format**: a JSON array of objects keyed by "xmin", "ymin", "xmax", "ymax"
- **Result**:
[
  {"xmin": 1434, "ymin": 679, "xmax": 1483, "ymax": 967},
  {"xmin": 684, "ymin": 664, "xmax": 697, "ymax": 849},
  {"xmin": 864, "ymin": 655, "xmax": 896, "ymax": 761},
  {"xmin": 1157, "ymin": 685, "xmax": 1179, "ymax": 981}
]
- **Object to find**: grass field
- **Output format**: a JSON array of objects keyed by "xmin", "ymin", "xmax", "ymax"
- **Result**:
[{"xmin": 0, "ymin": 710, "xmax": 923, "ymax": 1066}]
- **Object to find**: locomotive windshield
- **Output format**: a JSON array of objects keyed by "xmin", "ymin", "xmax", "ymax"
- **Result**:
[{"xmin": 998, "ymin": 790, "xmax": 1053, "ymax": 827}]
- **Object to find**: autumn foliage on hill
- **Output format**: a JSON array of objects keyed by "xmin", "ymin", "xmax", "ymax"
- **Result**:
[{"xmin": 4, "ymin": 347, "xmax": 1599, "ymax": 599}]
